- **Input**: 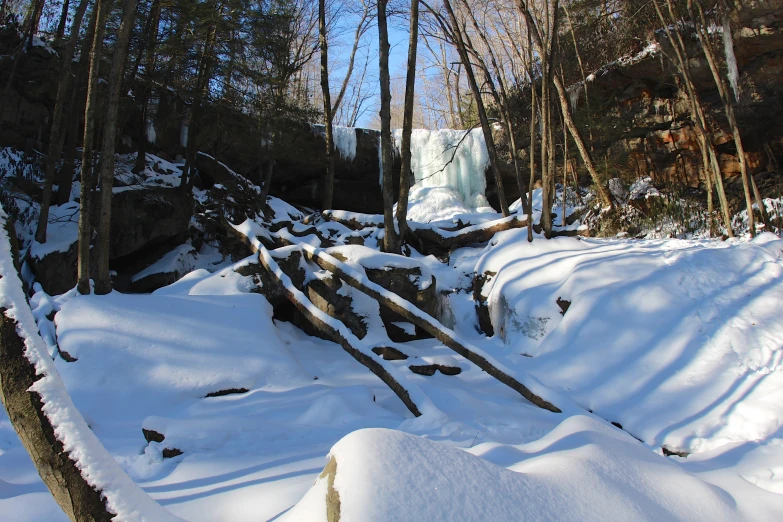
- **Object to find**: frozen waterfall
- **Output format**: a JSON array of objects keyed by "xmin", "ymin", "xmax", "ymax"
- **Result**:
[{"xmin": 393, "ymin": 128, "xmax": 490, "ymax": 210}]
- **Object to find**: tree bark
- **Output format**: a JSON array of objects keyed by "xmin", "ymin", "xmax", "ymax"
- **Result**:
[
  {"xmin": 652, "ymin": 0, "xmax": 734, "ymax": 236},
  {"xmin": 93, "ymin": 0, "xmax": 139, "ymax": 295},
  {"xmin": 439, "ymin": 0, "xmax": 509, "ymax": 216},
  {"xmin": 133, "ymin": 0, "xmax": 162, "ymax": 174},
  {"xmin": 516, "ymin": 0, "xmax": 613, "ymax": 211},
  {"xmin": 319, "ymin": 0, "xmax": 336, "ymax": 210},
  {"xmin": 396, "ymin": 0, "xmax": 419, "ymax": 244},
  {"xmin": 56, "ymin": 0, "xmax": 70, "ymax": 41},
  {"xmin": 377, "ymin": 0, "xmax": 400, "ymax": 253},
  {"xmin": 77, "ymin": 0, "xmax": 110, "ymax": 295},
  {"xmin": 0, "ymin": 218, "xmax": 114, "ymax": 521},
  {"xmin": 34, "ymin": 0, "xmax": 89, "ymax": 244}
]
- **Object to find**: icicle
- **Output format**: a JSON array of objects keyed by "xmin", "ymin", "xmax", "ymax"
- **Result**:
[
  {"xmin": 723, "ymin": 18, "xmax": 741, "ymax": 102},
  {"xmin": 569, "ymin": 86, "xmax": 581, "ymax": 112},
  {"xmin": 378, "ymin": 133, "xmax": 384, "ymax": 187},
  {"xmin": 333, "ymin": 126, "xmax": 357, "ymax": 161},
  {"xmin": 145, "ymin": 121, "xmax": 156, "ymax": 144}
]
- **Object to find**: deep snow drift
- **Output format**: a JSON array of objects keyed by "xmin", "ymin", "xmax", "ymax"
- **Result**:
[
  {"xmin": 3, "ymin": 206, "xmax": 782, "ymax": 520},
  {"xmin": 283, "ymin": 423, "xmax": 749, "ymax": 522}
]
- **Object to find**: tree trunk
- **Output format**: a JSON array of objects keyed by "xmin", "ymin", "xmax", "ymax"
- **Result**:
[
  {"xmin": 26, "ymin": 0, "xmax": 45, "ymax": 47},
  {"xmin": 56, "ymin": 0, "xmax": 70, "ymax": 41},
  {"xmin": 93, "ymin": 0, "xmax": 139, "ymax": 295},
  {"xmin": 180, "ymin": 19, "xmax": 217, "ymax": 189},
  {"xmin": 690, "ymin": 0, "xmax": 769, "ymax": 232},
  {"xmin": 527, "ymin": 32, "xmax": 536, "ymax": 243},
  {"xmin": 260, "ymin": 159, "xmax": 274, "ymax": 213},
  {"xmin": 77, "ymin": 0, "xmax": 110, "ymax": 295},
  {"xmin": 562, "ymin": 116, "xmax": 568, "ymax": 227},
  {"xmin": 396, "ymin": 0, "xmax": 419, "ymax": 244},
  {"xmin": 441, "ymin": 0, "xmax": 509, "ymax": 216},
  {"xmin": 517, "ymin": 0, "xmax": 613, "ymax": 211},
  {"xmin": 377, "ymin": 0, "xmax": 400, "ymax": 253},
  {"xmin": 56, "ymin": 110, "xmax": 79, "ymax": 205},
  {"xmin": 134, "ymin": 0, "xmax": 162, "ymax": 174},
  {"xmin": 319, "ymin": 0, "xmax": 336, "ymax": 211},
  {"xmin": 0, "ymin": 218, "xmax": 114, "ymax": 521},
  {"xmin": 34, "ymin": 0, "xmax": 89, "ymax": 244},
  {"xmin": 652, "ymin": 0, "xmax": 734, "ymax": 236},
  {"xmin": 0, "ymin": 313, "xmax": 114, "ymax": 521}
]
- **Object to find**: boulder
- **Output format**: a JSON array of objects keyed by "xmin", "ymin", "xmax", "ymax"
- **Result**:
[
  {"xmin": 27, "ymin": 242, "xmax": 78, "ymax": 296},
  {"xmin": 107, "ymin": 187, "xmax": 192, "ymax": 260}
]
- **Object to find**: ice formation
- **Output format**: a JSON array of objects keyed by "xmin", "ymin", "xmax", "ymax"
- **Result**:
[
  {"xmin": 311, "ymin": 124, "xmax": 357, "ymax": 161},
  {"xmin": 333, "ymin": 126, "xmax": 357, "ymax": 161},
  {"xmin": 394, "ymin": 128, "xmax": 490, "ymax": 210},
  {"xmin": 723, "ymin": 19, "xmax": 741, "ymax": 101}
]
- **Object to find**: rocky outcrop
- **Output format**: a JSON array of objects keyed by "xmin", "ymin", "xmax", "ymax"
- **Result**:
[
  {"xmin": 28, "ymin": 187, "xmax": 192, "ymax": 295},
  {"xmin": 107, "ymin": 187, "xmax": 192, "ymax": 260},
  {"xmin": 27, "ymin": 242, "xmax": 78, "ymax": 296},
  {"xmin": 557, "ymin": 0, "xmax": 783, "ymax": 208},
  {"xmin": 0, "ymin": 25, "xmax": 60, "ymax": 154}
]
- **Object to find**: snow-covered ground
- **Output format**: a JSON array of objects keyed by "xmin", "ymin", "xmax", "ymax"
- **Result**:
[
  {"xmin": 1, "ymin": 133, "xmax": 783, "ymax": 520},
  {"xmin": 3, "ymin": 212, "xmax": 783, "ymax": 520}
]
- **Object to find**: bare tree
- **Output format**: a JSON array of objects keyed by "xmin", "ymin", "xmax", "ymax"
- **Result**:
[
  {"xmin": 93, "ymin": 0, "xmax": 139, "ymax": 295},
  {"xmin": 319, "ymin": 0, "xmax": 336, "ymax": 210},
  {"xmin": 77, "ymin": 0, "xmax": 111, "ymax": 295},
  {"xmin": 425, "ymin": 0, "xmax": 510, "ymax": 216},
  {"xmin": 378, "ymin": 0, "xmax": 401, "ymax": 253},
  {"xmin": 689, "ymin": 0, "xmax": 770, "ymax": 232},
  {"xmin": 34, "ymin": 0, "xmax": 90, "ymax": 245},
  {"xmin": 516, "ymin": 0, "xmax": 614, "ymax": 215},
  {"xmin": 651, "ymin": 0, "xmax": 734, "ymax": 236},
  {"xmin": 396, "ymin": 0, "xmax": 420, "ymax": 242}
]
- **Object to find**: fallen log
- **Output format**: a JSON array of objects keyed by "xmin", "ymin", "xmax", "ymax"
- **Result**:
[
  {"xmin": 322, "ymin": 210, "xmax": 385, "ymax": 230},
  {"xmin": 258, "ymin": 246, "xmax": 431, "ymax": 418},
  {"xmin": 300, "ymin": 245, "xmax": 562, "ymax": 413},
  {"xmin": 405, "ymin": 215, "xmax": 529, "ymax": 254}
]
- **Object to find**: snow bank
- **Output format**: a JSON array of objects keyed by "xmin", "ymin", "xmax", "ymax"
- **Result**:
[
  {"xmin": 476, "ymin": 230, "xmax": 783, "ymax": 460},
  {"xmin": 283, "ymin": 419, "xmax": 749, "ymax": 521},
  {"xmin": 29, "ymin": 202, "xmax": 79, "ymax": 260},
  {"xmin": 0, "ymin": 206, "xmax": 183, "ymax": 522},
  {"xmin": 405, "ymin": 186, "xmax": 496, "ymax": 224},
  {"xmin": 394, "ymin": 129, "xmax": 490, "ymax": 211},
  {"xmin": 131, "ymin": 244, "xmax": 196, "ymax": 283}
]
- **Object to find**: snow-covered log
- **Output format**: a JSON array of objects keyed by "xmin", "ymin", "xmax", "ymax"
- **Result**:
[
  {"xmin": 300, "ymin": 244, "xmax": 562, "ymax": 413},
  {"xmin": 258, "ymin": 245, "xmax": 434, "ymax": 418},
  {"xmin": 405, "ymin": 215, "xmax": 529, "ymax": 252},
  {"xmin": 0, "ymin": 209, "xmax": 183, "ymax": 522}
]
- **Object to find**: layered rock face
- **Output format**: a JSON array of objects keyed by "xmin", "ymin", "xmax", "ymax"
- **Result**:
[
  {"xmin": 3, "ymin": 2, "xmax": 783, "ymax": 219},
  {"xmin": 562, "ymin": 0, "xmax": 783, "ymax": 207}
]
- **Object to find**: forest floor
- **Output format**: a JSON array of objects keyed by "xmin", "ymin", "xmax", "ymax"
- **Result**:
[{"xmin": 2, "ymin": 162, "xmax": 783, "ymax": 520}]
